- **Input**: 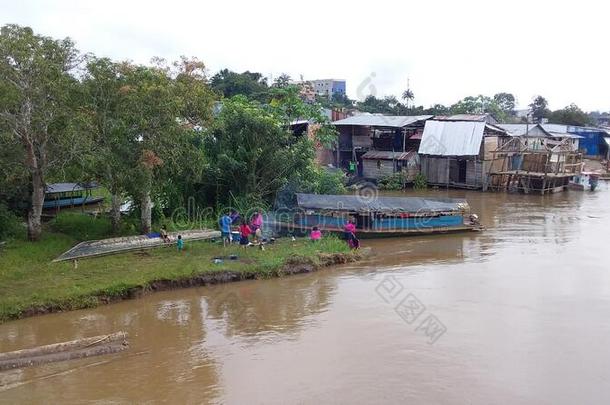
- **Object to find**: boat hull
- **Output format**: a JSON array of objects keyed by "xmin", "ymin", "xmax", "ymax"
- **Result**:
[{"xmin": 266, "ymin": 220, "xmax": 481, "ymax": 239}]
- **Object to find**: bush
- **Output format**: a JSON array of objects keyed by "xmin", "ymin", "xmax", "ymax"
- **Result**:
[
  {"xmin": 50, "ymin": 212, "xmax": 114, "ymax": 241},
  {"xmin": 316, "ymin": 168, "xmax": 346, "ymax": 195},
  {"xmin": 378, "ymin": 172, "xmax": 406, "ymax": 190},
  {"xmin": 413, "ymin": 173, "xmax": 427, "ymax": 190},
  {"xmin": 0, "ymin": 204, "xmax": 22, "ymax": 241}
]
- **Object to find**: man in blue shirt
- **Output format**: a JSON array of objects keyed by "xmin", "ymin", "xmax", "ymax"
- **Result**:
[{"xmin": 219, "ymin": 213, "xmax": 233, "ymax": 247}]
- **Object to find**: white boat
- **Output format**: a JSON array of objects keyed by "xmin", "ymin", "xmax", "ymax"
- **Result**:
[{"xmin": 568, "ymin": 172, "xmax": 599, "ymax": 191}]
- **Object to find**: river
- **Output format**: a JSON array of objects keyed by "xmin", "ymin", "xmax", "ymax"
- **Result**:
[{"xmin": 1, "ymin": 185, "xmax": 610, "ymax": 404}]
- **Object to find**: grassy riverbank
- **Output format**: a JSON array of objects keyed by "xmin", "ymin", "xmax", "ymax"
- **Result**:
[{"xmin": 0, "ymin": 216, "xmax": 358, "ymax": 324}]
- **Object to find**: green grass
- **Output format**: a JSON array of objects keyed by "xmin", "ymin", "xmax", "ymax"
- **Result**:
[{"xmin": 0, "ymin": 225, "xmax": 351, "ymax": 323}]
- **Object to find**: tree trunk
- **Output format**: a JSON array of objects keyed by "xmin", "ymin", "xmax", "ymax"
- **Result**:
[
  {"xmin": 110, "ymin": 193, "xmax": 122, "ymax": 234},
  {"xmin": 27, "ymin": 169, "xmax": 45, "ymax": 241},
  {"xmin": 140, "ymin": 191, "xmax": 152, "ymax": 234}
]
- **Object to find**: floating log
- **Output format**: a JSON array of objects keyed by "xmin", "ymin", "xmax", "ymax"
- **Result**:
[{"xmin": 0, "ymin": 331, "xmax": 128, "ymax": 371}]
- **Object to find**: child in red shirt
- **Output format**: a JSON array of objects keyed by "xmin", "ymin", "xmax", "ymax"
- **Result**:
[{"xmin": 239, "ymin": 220, "xmax": 252, "ymax": 248}]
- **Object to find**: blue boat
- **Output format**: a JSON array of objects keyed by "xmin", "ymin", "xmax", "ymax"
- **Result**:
[
  {"xmin": 43, "ymin": 182, "xmax": 104, "ymax": 210},
  {"xmin": 268, "ymin": 193, "xmax": 481, "ymax": 238}
]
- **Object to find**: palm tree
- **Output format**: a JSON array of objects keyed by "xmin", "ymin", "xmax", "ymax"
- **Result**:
[{"xmin": 401, "ymin": 89, "xmax": 414, "ymax": 108}]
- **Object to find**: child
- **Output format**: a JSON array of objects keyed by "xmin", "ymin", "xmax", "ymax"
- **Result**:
[
  {"xmin": 176, "ymin": 235, "xmax": 184, "ymax": 252},
  {"xmin": 238, "ymin": 220, "xmax": 252, "ymax": 249},
  {"xmin": 160, "ymin": 226, "xmax": 171, "ymax": 244},
  {"xmin": 310, "ymin": 226, "xmax": 322, "ymax": 242}
]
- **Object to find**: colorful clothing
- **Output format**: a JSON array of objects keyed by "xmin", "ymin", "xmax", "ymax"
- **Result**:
[
  {"xmin": 250, "ymin": 213, "xmax": 263, "ymax": 231},
  {"xmin": 310, "ymin": 230, "xmax": 322, "ymax": 241},
  {"xmin": 219, "ymin": 215, "xmax": 232, "ymax": 233},
  {"xmin": 176, "ymin": 239, "xmax": 184, "ymax": 251},
  {"xmin": 239, "ymin": 224, "xmax": 252, "ymax": 245}
]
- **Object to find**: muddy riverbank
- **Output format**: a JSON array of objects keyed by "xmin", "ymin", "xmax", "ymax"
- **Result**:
[{"xmin": 9, "ymin": 249, "xmax": 365, "ymax": 323}]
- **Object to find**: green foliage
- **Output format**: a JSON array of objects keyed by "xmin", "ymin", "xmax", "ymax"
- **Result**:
[
  {"xmin": 205, "ymin": 96, "xmax": 314, "ymax": 203},
  {"xmin": 378, "ymin": 172, "xmax": 406, "ymax": 190},
  {"xmin": 0, "ymin": 234, "xmax": 352, "ymax": 323},
  {"xmin": 0, "ymin": 24, "xmax": 87, "ymax": 240},
  {"xmin": 493, "ymin": 92, "xmax": 516, "ymax": 116},
  {"xmin": 529, "ymin": 95, "xmax": 550, "ymax": 123},
  {"xmin": 50, "ymin": 212, "xmax": 116, "ymax": 241},
  {"xmin": 210, "ymin": 68, "xmax": 269, "ymax": 101},
  {"xmin": 548, "ymin": 104, "xmax": 592, "ymax": 126},
  {"xmin": 413, "ymin": 173, "xmax": 427, "ymax": 190},
  {"xmin": 0, "ymin": 204, "xmax": 22, "ymax": 240}
]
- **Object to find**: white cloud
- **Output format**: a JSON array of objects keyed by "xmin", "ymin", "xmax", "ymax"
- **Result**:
[{"xmin": 2, "ymin": 0, "xmax": 608, "ymax": 111}]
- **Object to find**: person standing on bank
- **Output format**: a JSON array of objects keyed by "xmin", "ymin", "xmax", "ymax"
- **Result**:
[{"xmin": 239, "ymin": 219, "xmax": 252, "ymax": 249}]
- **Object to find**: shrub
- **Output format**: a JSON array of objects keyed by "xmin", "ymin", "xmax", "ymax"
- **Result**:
[
  {"xmin": 378, "ymin": 172, "xmax": 406, "ymax": 190},
  {"xmin": 50, "ymin": 212, "xmax": 114, "ymax": 241},
  {"xmin": 413, "ymin": 173, "xmax": 427, "ymax": 190},
  {"xmin": 0, "ymin": 204, "xmax": 23, "ymax": 241}
]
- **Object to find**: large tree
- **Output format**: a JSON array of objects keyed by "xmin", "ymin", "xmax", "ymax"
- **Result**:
[
  {"xmin": 529, "ymin": 95, "xmax": 550, "ymax": 123},
  {"xmin": 493, "ymin": 92, "xmax": 516, "ymax": 116},
  {"xmin": 118, "ymin": 61, "xmax": 212, "ymax": 234},
  {"xmin": 548, "ymin": 104, "xmax": 592, "ymax": 126},
  {"xmin": 0, "ymin": 25, "xmax": 84, "ymax": 240},
  {"xmin": 204, "ymin": 96, "xmax": 314, "ymax": 203},
  {"xmin": 210, "ymin": 69, "xmax": 269, "ymax": 101}
]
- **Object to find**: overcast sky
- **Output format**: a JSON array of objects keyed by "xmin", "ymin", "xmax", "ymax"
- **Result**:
[{"xmin": 2, "ymin": 0, "xmax": 608, "ymax": 111}]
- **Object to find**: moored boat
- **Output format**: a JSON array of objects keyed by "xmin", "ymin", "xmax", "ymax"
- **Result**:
[
  {"xmin": 268, "ymin": 193, "xmax": 482, "ymax": 238},
  {"xmin": 568, "ymin": 172, "xmax": 599, "ymax": 191}
]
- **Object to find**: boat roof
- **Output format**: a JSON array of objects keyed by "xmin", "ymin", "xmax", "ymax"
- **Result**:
[
  {"xmin": 45, "ymin": 182, "xmax": 99, "ymax": 194},
  {"xmin": 296, "ymin": 193, "xmax": 468, "ymax": 213}
]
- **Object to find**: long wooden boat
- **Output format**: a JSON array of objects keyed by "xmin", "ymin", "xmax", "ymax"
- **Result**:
[{"xmin": 268, "ymin": 193, "xmax": 482, "ymax": 238}]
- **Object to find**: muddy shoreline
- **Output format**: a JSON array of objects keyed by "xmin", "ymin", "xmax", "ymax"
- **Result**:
[{"xmin": 13, "ymin": 250, "xmax": 366, "ymax": 323}]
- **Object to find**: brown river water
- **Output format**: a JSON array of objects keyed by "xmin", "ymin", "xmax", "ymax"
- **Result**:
[{"xmin": 2, "ymin": 185, "xmax": 610, "ymax": 404}]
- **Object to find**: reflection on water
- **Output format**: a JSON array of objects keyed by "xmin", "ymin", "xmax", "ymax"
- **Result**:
[{"xmin": 1, "ymin": 184, "xmax": 610, "ymax": 404}]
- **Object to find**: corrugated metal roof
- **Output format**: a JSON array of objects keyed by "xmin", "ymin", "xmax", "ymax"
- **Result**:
[
  {"xmin": 418, "ymin": 121, "xmax": 485, "ymax": 156},
  {"xmin": 361, "ymin": 150, "xmax": 416, "ymax": 160},
  {"xmin": 333, "ymin": 114, "xmax": 433, "ymax": 128},
  {"xmin": 541, "ymin": 123, "xmax": 569, "ymax": 133},
  {"xmin": 296, "ymin": 193, "xmax": 468, "ymax": 213},
  {"xmin": 434, "ymin": 114, "xmax": 488, "ymax": 122},
  {"xmin": 496, "ymin": 124, "xmax": 529, "ymax": 136},
  {"xmin": 45, "ymin": 182, "xmax": 99, "ymax": 194}
]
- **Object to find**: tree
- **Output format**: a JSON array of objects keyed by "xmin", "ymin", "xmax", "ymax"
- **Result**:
[
  {"xmin": 548, "ymin": 104, "xmax": 592, "ymax": 126},
  {"xmin": 81, "ymin": 57, "xmax": 131, "ymax": 233},
  {"xmin": 204, "ymin": 96, "xmax": 314, "ymax": 203},
  {"xmin": 114, "ymin": 61, "xmax": 210, "ymax": 233},
  {"xmin": 529, "ymin": 95, "xmax": 550, "ymax": 123},
  {"xmin": 0, "ymin": 25, "xmax": 84, "ymax": 240},
  {"xmin": 401, "ymin": 88, "xmax": 414, "ymax": 108},
  {"xmin": 423, "ymin": 104, "xmax": 450, "ymax": 115},
  {"xmin": 450, "ymin": 94, "xmax": 508, "ymax": 122},
  {"xmin": 272, "ymin": 73, "xmax": 291, "ymax": 88},
  {"xmin": 493, "ymin": 92, "xmax": 515, "ymax": 116},
  {"xmin": 210, "ymin": 69, "xmax": 269, "ymax": 101}
]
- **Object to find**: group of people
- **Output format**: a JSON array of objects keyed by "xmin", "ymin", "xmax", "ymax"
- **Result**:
[
  {"xmin": 310, "ymin": 219, "xmax": 358, "ymax": 249},
  {"xmin": 159, "ymin": 226, "xmax": 184, "ymax": 252},
  {"xmin": 218, "ymin": 209, "xmax": 359, "ymax": 250},
  {"xmin": 219, "ymin": 209, "xmax": 264, "ymax": 248}
]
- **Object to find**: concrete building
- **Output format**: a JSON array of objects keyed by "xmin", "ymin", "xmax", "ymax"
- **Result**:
[{"xmin": 305, "ymin": 79, "xmax": 346, "ymax": 99}]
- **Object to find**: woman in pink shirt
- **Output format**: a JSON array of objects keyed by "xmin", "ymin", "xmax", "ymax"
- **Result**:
[
  {"xmin": 344, "ymin": 219, "xmax": 356, "ymax": 242},
  {"xmin": 310, "ymin": 226, "xmax": 322, "ymax": 241}
]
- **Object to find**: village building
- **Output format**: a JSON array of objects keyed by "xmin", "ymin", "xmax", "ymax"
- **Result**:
[
  {"xmin": 418, "ymin": 117, "xmax": 509, "ymax": 190},
  {"xmin": 332, "ymin": 114, "xmax": 433, "ymax": 181},
  {"xmin": 498, "ymin": 123, "xmax": 608, "ymax": 158},
  {"xmin": 486, "ymin": 124, "xmax": 584, "ymax": 194}
]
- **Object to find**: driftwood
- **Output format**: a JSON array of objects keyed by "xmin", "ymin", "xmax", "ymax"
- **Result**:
[{"xmin": 0, "ymin": 331, "xmax": 128, "ymax": 371}]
